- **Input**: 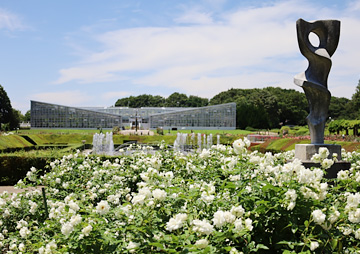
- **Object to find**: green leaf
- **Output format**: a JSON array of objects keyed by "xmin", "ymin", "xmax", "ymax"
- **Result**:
[
  {"xmin": 256, "ymin": 244, "xmax": 269, "ymax": 250},
  {"xmin": 331, "ymin": 239, "xmax": 338, "ymax": 250},
  {"xmin": 149, "ymin": 242, "xmax": 165, "ymax": 250},
  {"xmin": 304, "ymin": 220, "xmax": 309, "ymax": 228}
]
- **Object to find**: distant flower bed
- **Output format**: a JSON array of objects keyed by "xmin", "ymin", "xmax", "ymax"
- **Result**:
[
  {"xmin": 1, "ymin": 139, "xmax": 360, "ymax": 253},
  {"xmin": 1, "ymin": 132, "xmax": 14, "ymax": 136}
]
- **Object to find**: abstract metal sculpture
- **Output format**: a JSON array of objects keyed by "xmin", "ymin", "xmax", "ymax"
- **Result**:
[{"xmin": 294, "ymin": 19, "xmax": 340, "ymax": 144}]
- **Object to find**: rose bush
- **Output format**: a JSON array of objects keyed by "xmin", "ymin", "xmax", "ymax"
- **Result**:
[{"xmin": 1, "ymin": 138, "xmax": 360, "ymax": 253}]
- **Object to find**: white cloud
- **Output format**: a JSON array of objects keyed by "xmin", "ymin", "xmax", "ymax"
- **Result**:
[
  {"xmin": 54, "ymin": 0, "xmax": 360, "ymax": 99},
  {"xmin": 174, "ymin": 9, "xmax": 213, "ymax": 24},
  {"xmin": 32, "ymin": 91, "xmax": 92, "ymax": 106},
  {"xmin": 0, "ymin": 8, "xmax": 24, "ymax": 31}
]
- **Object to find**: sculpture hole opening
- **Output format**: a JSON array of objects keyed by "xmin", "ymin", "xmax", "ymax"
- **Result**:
[{"xmin": 309, "ymin": 32, "xmax": 320, "ymax": 47}]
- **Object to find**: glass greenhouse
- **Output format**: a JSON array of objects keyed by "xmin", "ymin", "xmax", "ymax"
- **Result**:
[
  {"xmin": 149, "ymin": 103, "xmax": 236, "ymax": 130},
  {"xmin": 30, "ymin": 101, "xmax": 122, "ymax": 129},
  {"xmin": 30, "ymin": 101, "xmax": 236, "ymax": 130}
]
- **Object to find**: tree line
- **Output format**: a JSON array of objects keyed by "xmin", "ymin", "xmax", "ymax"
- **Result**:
[
  {"xmin": 115, "ymin": 92, "xmax": 209, "ymax": 108},
  {"xmin": 1, "ymin": 81, "xmax": 359, "ymax": 131},
  {"xmin": 0, "ymin": 85, "xmax": 30, "ymax": 131},
  {"xmin": 115, "ymin": 81, "xmax": 360, "ymax": 130}
]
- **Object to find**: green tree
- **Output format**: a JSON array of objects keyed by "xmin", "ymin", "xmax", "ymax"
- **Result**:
[
  {"xmin": 23, "ymin": 110, "xmax": 31, "ymax": 122},
  {"xmin": 350, "ymin": 80, "xmax": 360, "ymax": 119},
  {"xmin": 9, "ymin": 108, "xmax": 21, "ymax": 130},
  {"xmin": 328, "ymin": 97, "xmax": 351, "ymax": 119},
  {"xmin": 151, "ymin": 95, "xmax": 166, "ymax": 107},
  {"xmin": 115, "ymin": 95, "xmax": 166, "ymax": 107},
  {"xmin": 0, "ymin": 84, "xmax": 13, "ymax": 130},
  {"xmin": 265, "ymin": 87, "xmax": 308, "ymax": 126},
  {"xmin": 186, "ymin": 95, "xmax": 209, "ymax": 107},
  {"xmin": 165, "ymin": 92, "xmax": 188, "ymax": 107}
]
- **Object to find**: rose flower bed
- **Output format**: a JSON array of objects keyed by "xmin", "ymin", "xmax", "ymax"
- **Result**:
[{"xmin": 1, "ymin": 138, "xmax": 360, "ymax": 253}]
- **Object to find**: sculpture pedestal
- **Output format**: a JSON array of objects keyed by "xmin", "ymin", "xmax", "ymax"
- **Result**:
[
  {"xmin": 294, "ymin": 144, "xmax": 351, "ymax": 179},
  {"xmin": 295, "ymin": 144, "xmax": 342, "ymax": 161},
  {"xmin": 299, "ymin": 161, "xmax": 351, "ymax": 179}
]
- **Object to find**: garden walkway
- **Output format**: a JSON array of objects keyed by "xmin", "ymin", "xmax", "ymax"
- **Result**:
[
  {"xmin": 0, "ymin": 186, "xmax": 43, "ymax": 194},
  {"xmin": 119, "ymin": 130, "xmax": 154, "ymax": 135}
]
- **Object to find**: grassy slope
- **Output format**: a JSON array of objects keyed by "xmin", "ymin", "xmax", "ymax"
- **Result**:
[
  {"xmin": 255, "ymin": 138, "xmax": 360, "ymax": 153},
  {"xmin": 0, "ymin": 135, "xmax": 33, "ymax": 150},
  {"xmin": 4, "ymin": 128, "xmax": 359, "ymax": 152}
]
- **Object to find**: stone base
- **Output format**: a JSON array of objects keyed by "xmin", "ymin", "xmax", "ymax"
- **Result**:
[
  {"xmin": 294, "ymin": 144, "xmax": 350, "ymax": 179},
  {"xmin": 295, "ymin": 144, "xmax": 342, "ymax": 161},
  {"xmin": 301, "ymin": 161, "xmax": 351, "ymax": 179}
]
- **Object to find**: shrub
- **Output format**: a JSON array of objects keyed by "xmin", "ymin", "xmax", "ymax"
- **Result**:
[
  {"xmin": 1, "ymin": 141, "xmax": 360, "ymax": 253},
  {"xmin": 280, "ymin": 126, "xmax": 290, "ymax": 135}
]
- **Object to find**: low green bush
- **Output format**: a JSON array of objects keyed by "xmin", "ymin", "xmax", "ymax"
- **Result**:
[{"xmin": 0, "ymin": 155, "xmax": 52, "ymax": 185}]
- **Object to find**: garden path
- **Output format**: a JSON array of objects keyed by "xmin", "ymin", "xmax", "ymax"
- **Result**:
[
  {"xmin": 119, "ymin": 130, "xmax": 154, "ymax": 135},
  {"xmin": 0, "ymin": 186, "xmax": 43, "ymax": 194}
]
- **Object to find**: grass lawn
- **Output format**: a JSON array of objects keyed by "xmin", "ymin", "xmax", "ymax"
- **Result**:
[
  {"xmin": 16, "ymin": 128, "xmax": 253, "ymax": 136},
  {"xmin": 167, "ymin": 129, "xmax": 253, "ymax": 135},
  {"xmin": 16, "ymin": 129, "xmax": 100, "ymax": 135}
]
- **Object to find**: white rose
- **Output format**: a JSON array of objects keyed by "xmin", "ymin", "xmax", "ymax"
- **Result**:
[
  {"xmin": 195, "ymin": 239, "xmax": 209, "ymax": 249},
  {"xmin": 82, "ymin": 225, "xmax": 93, "ymax": 236},
  {"xmin": 96, "ymin": 200, "xmax": 110, "ymax": 215},
  {"xmin": 152, "ymin": 189, "xmax": 167, "ymax": 201},
  {"xmin": 310, "ymin": 241, "xmax": 319, "ymax": 251},
  {"xmin": 312, "ymin": 209, "xmax": 326, "ymax": 225}
]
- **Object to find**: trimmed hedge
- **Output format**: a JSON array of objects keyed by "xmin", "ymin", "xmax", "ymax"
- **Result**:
[
  {"xmin": 0, "ymin": 155, "xmax": 56, "ymax": 185},
  {"xmin": 252, "ymin": 138, "xmax": 360, "ymax": 154}
]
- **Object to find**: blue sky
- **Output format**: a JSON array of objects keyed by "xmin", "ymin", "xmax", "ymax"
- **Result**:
[{"xmin": 0, "ymin": 0, "xmax": 359, "ymax": 113}]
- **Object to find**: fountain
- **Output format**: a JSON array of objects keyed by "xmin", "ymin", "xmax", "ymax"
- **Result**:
[
  {"xmin": 92, "ymin": 132, "xmax": 114, "ymax": 155},
  {"xmin": 91, "ymin": 131, "xmax": 219, "ymax": 155},
  {"xmin": 173, "ymin": 132, "xmax": 217, "ymax": 153}
]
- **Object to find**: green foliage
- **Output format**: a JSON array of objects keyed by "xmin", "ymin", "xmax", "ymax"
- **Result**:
[
  {"xmin": 329, "ymin": 97, "xmax": 351, "ymax": 119},
  {"xmin": 115, "ymin": 94, "xmax": 165, "ymax": 108},
  {"xmin": 23, "ymin": 110, "xmax": 31, "ymax": 122},
  {"xmin": 115, "ymin": 93, "xmax": 209, "ymax": 108},
  {"xmin": 9, "ymin": 108, "xmax": 22, "ymax": 130},
  {"xmin": 165, "ymin": 92, "xmax": 188, "ymax": 107},
  {"xmin": 0, "ymin": 134, "xmax": 33, "ymax": 150},
  {"xmin": 290, "ymin": 126, "xmax": 309, "ymax": 136},
  {"xmin": 253, "ymin": 138, "xmax": 360, "ymax": 153},
  {"xmin": 156, "ymin": 127, "xmax": 164, "ymax": 135},
  {"xmin": 210, "ymin": 87, "xmax": 309, "ymax": 129},
  {"xmin": 0, "ymin": 154, "xmax": 52, "ymax": 185},
  {"xmin": 280, "ymin": 126, "xmax": 290, "ymax": 135},
  {"xmin": 112, "ymin": 126, "xmax": 120, "ymax": 134},
  {"xmin": 2, "ymin": 141, "xmax": 360, "ymax": 253},
  {"xmin": 328, "ymin": 119, "xmax": 360, "ymax": 136},
  {"xmin": 113, "ymin": 82, "xmax": 360, "ymax": 130},
  {"xmin": 0, "ymin": 84, "xmax": 13, "ymax": 130}
]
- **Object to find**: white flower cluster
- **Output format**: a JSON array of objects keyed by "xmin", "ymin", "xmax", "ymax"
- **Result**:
[
  {"xmin": 312, "ymin": 206, "xmax": 340, "ymax": 231},
  {"xmin": 166, "ymin": 213, "xmax": 188, "ymax": 231},
  {"xmin": 311, "ymin": 147, "xmax": 334, "ymax": 169},
  {"xmin": 200, "ymin": 182, "xmax": 216, "ymax": 204},
  {"xmin": 127, "ymin": 241, "xmax": 140, "ymax": 253},
  {"xmin": 16, "ymin": 219, "xmax": 31, "ymax": 239},
  {"xmin": 212, "ymin": 205, "xmax": 251, "ymax": 233},
  {"xmin": 38, "ymin": 241, "xmax": 57, "ymax": 254},
  {"xmin": 345, "ymin": 193, "xmax": 360, "ymax": 228},
  {"xmin": 232, "ymin": 137, "xmax": 250, "ymax": 155},
  {"xmin": 131, "ymin": 186, "xmax": 167, "ymax": 207},
  {"xmin": 194, "ymin": 239, "xmax": 209, "ymax": 249},
  {"xmin": 2, "ymin": 137, "xmax": 360, "ymax": 252},
  {"xmin": 284, "ymin": 189, "xmax": 297, "ymax": 211},
  {"xmin": 192, "ymin": 219, "xmax": 214, "ymax": 235},
  {"xmin": 96, "ymin": 200, "xmax": 110, "ymax": 215},
  {"xmin": 212, "ymin": 210, "xmax": 236, "ymax": 227}
]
